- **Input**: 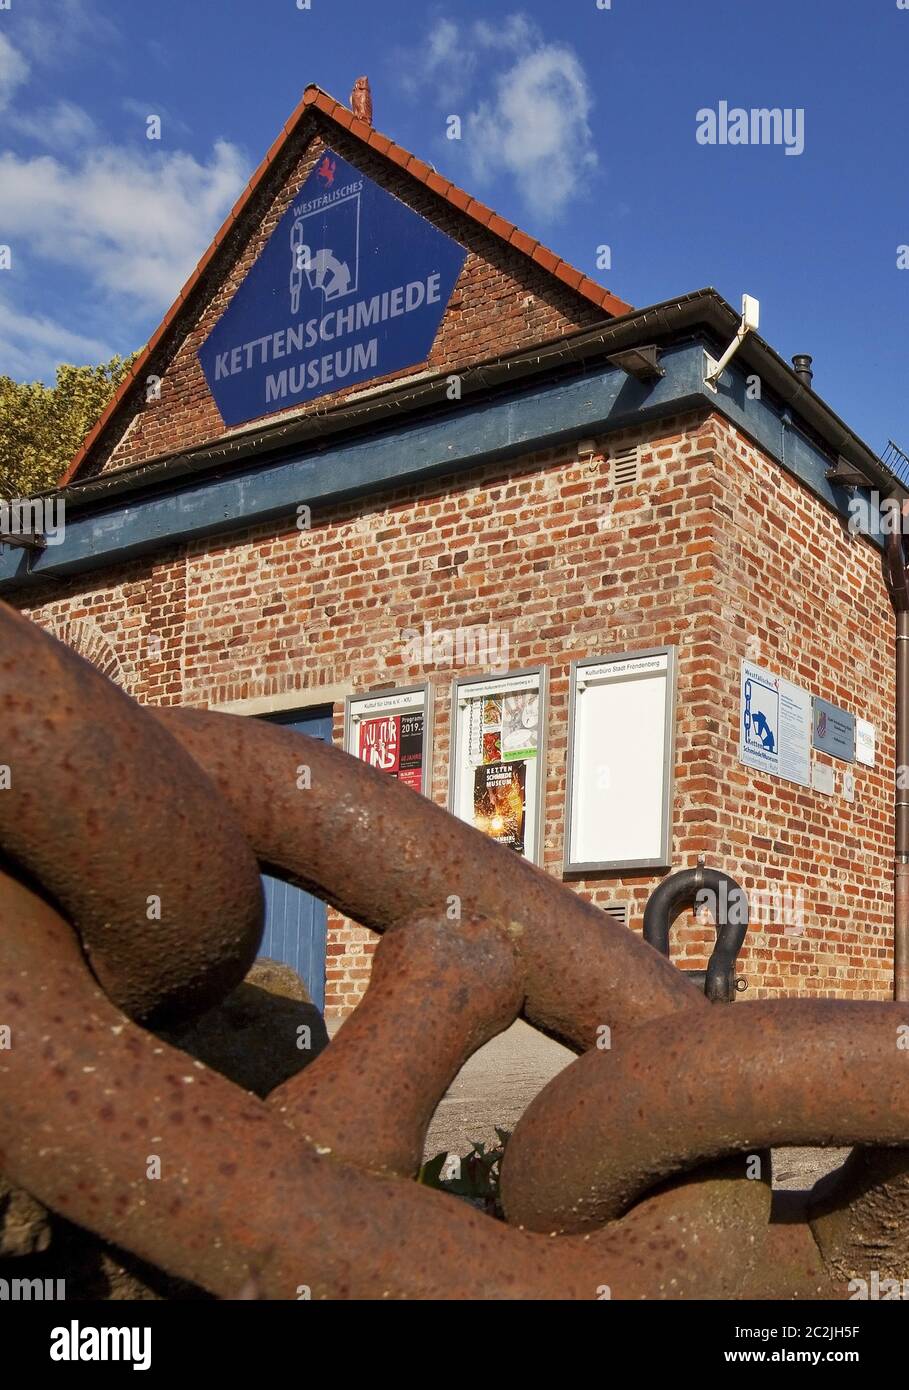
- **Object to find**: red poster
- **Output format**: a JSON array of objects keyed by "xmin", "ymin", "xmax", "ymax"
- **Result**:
[
  {"xmin": 358, "ymin": 711, "xmax": 424, "ymax": 790},
  {"xmin": 359, "ymin": 715, "xmax": 400, "ymax": 773}
]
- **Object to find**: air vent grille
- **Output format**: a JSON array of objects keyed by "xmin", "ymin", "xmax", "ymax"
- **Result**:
[
  {"xmin": 602, "ymin": 902, "xmax": 629, "ymax": 927},
  {"xmin": 610, "ymin": 444, "xmax": 640, "ymax": 488}
]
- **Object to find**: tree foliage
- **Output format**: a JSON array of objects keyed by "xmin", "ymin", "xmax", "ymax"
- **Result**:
[{"xmin": 0, "ymin": 353, "xmax": 139, "ymax": 498}]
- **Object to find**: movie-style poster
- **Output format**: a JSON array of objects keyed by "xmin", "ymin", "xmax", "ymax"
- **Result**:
[
  {"xmin": 358, "ymin": 711, "xmax": 424, "ymax": 791},
  {"xmin": 473, "ymin": 760, "xmax": 527, "ymax": 853}
]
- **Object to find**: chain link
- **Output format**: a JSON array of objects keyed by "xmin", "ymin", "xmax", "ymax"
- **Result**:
[{"xmin": 1, "ymin": 600, "xmax": 906, "ymax": 1298}]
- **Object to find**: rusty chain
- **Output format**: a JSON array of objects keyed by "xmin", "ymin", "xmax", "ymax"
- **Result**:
[{"xmin": 2, "ymin": 597, "xmax": 909, "ymax": 1299}]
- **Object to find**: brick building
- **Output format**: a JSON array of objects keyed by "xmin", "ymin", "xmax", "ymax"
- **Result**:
[{"xmin": 2, "ymin": 83, "xmax": 904, "ymax": 1018}]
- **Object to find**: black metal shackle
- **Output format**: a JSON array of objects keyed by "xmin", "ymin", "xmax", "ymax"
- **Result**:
[{"xmin": 643, "ymin": 863, "xmax": 748, "ymax": 1002}]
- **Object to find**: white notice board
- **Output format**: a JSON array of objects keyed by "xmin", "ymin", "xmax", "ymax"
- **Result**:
[
  {"xmin": 856, "ymin": 718, "xmax": 876, "ymax": 768},
  {"xmin": 564, "ymin": 648, "xmax": 677, "ymax": 872}
]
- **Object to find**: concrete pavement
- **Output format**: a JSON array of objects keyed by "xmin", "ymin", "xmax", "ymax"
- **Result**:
[{"xmin": 329, "ymin": 1014, "xmax": 847, "ymax": 1190}]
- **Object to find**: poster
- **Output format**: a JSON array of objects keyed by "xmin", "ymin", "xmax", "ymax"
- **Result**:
[
  {"xmin": 779, "ymin": 679, "xmax": 812, "ymax": 786},
  {"xmin": 467, "ymin": 688, "xmax": 540, "ymax": 766},
  {"xmin": 473, "ymin": 761, "xmax": 526, "ymax": 853},
  {"xmin": 450, "ymin": 668, "xmax": 546, "ymax": 865},
  {"xmin": 358, "ymin": 711, "xmax": 424, "ymax": 792},
  {"xmin": 345, "ymin": 684, "xmax": 431, "ymax": 796},
  {"xmin": 501, "ymin": 691, "xmax": 540, "ymax": 760},
  {"xmin": 397, "ymin": 713, "xmax": 424, "ymax": 791},
  {"xmin": 740, "ymin": 661, "xmax": 811, "ymax": 787}
]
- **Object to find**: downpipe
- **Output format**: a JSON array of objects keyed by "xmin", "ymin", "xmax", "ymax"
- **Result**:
[{"xmin": 885, "ymin": 524, "xmax": 909, "ymax": 1000}]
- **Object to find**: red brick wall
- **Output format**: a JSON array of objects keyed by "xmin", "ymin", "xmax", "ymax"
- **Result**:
[
  {"xmin": 82, "ymin": 115, "xmax": 605, "ymax": 479},
  {"xmin": 709, "ymin": 414, "xmax": 893, "ymax": 998},
  {"xmin": 13, "ymin": 408, "xmax": 895, "ymax": 1015}
]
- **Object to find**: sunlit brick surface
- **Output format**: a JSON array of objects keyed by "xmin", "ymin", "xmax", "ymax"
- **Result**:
[{"xmin": 13, "ymin": 409, "xmax": 893, "ymax": 1015}]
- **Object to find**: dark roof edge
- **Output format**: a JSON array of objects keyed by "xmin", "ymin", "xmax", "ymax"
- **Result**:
[{"xmin": 54, "ymin": 288, "xmax": 901, "ymax": 512}]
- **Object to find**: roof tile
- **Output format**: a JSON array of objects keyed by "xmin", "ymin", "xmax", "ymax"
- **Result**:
[
  {"xmin": 407, "ymin": 155, "xmax": 432, "ymax": 181},
  {"xmin": 509, "ymin": 228, "xmax": 539, "ymax": 257},
  {"xmin": 577, "ymin": 276, "xmax": 606, "ymax": 303},
  {"xmin": 487, "ymin": 214, "xmax": 513, "ymax": 240},
  {"xmin": 465, "ymin": 199, "xmax": 493, "ymax": 227},
  {"xmin": 554, "ymin": 263, "xmax": 584, "ymax": 292},
  {"xmin": 383, "ymin": 142, "xmax": 411, "ymax": 170},
  {"xmin": 425, "ymin": 171, "xmax": 453, "ymax": 198},
  {"xmin": 531, "ymin": 246, "xmax": 561, "ymax": 275}
]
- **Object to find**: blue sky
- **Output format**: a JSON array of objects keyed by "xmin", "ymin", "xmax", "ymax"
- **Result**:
[{"xmin": 1, "ymin": 0, "xmax": 908, "ymax": 456}]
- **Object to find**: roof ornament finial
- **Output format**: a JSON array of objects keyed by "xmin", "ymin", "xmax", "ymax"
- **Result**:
[{"xmin": 351, "ymin": 76, "xmax": 373, "ymax": 126}]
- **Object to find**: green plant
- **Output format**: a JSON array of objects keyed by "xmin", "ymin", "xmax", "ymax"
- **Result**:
[{"xmin": 419, "ymin": 1127, "xmax": 511, "ymax": 1219}]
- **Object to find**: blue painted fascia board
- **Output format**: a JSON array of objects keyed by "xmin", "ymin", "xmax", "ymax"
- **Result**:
[
  {"xmin": 0, "ymin": 338, "xmax": 877, "ymax": 591},
  {"xmin": 700, "ymin": 347, "xmax": 875, "ymax": 541}
]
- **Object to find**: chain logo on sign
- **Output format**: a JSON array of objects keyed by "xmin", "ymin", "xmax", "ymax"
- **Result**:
[
  {"xmin": 289, "ymin": 191, "xmax": 361, "ymax": 312},
  {"xmin": 743, "ymin": 673, "xmax": 778, "ymax": 760}
]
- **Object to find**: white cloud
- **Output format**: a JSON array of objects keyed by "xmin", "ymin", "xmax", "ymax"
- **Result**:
[
  {"xmin": 9, "ymin": 99, "xmax": 97, "ymax": 149},
  {"xmin": 0, "ymin": 33, "xmax": 30, "ymax": 112},
  {"xmin": 472, "ymin": 14, "xmax": 539, "ymax": 52},
  {"xmin": 16, "ymin": 0, "xmax": 120, "ymax": 68},
  {"xmin": 0, "ymin": 3, "xmax": 233, "ymax": 383},
  {"xmin": 427, "ymin": 17, "xmax": 460, "ymax": 69},
  {"xmin": 403, "ymin": 12, "xmax": 539, "ymax": 107},
  {"xmin": 401, "ymin": 12, "xmax": 597, "ymax": 220},
  {"xmin": 0, "ymin": 295, "xmax": 113, "ymax": 382},
  {"xmin": 0, "ymin": 139, "xmax": 247, "ymax": 311},
  {"xmin": 399, "ymin": 17, "xmax": 463, "ymax": 107},
  {"xmin": 465, "ymin": 45, "xmax": 597, "ymax": 219}
]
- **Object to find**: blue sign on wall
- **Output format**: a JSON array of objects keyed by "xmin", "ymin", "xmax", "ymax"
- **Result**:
[{"xmin": 198, "ymin": 149, "xmax": 467, "ymax": 427}]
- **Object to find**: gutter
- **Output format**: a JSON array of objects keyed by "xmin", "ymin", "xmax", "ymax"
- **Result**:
[{"xmin": 54, "ymin": 289, "xmax": 904, "ymax": 513}]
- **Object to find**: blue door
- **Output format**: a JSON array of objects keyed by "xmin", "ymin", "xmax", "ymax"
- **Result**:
[{"xmin": 258, "ymin": 707, "xmax": 333, "ymax": 1010}]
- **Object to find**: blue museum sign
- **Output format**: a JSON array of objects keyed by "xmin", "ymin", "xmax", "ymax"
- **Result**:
[{"xmin": 198, "ymin": 149, "xmax": 467, "ymax": 427}]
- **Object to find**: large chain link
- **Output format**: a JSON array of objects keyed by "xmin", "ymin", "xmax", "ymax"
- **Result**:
[{"xmin": 1, "ymin": 599, "xmax": 907, "ymax": 1299}]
